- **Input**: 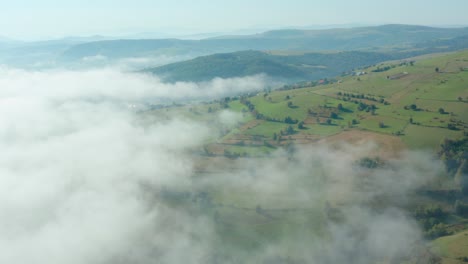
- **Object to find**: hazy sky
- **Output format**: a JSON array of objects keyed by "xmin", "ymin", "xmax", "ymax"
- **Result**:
[{"xmin": 1, "ymin": 0, "xmax": 468, "ymax": 40}]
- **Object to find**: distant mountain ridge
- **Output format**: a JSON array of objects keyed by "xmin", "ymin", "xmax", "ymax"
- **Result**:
[
  {"xmin": 2, "ymin": 24, "xmax": 468, "ymax": 69},
  {"xmin": 60, "ymin": 24, "xmax": 468, "ymax": 61}
]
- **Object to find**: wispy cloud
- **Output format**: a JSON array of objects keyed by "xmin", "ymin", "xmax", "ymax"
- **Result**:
[
  {"xmin": 0, "ymin": 67, "xmax": 269, "ymax": 103},
  {"xmin": 0, "ymin": 67, "xmax": 442, "ymax": 263}
]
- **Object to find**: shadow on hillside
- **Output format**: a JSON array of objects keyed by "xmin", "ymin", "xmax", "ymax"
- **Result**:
[{"xmin": 340, "ymin": 108, "xmax": 354, "ymax": 113}]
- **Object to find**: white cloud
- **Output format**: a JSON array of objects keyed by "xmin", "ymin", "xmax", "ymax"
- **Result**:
[
  {"xmin": 0, "ymin": 67, "xmax": 215, "ymax": 263},
  {"xmin": 0, "ymin": 67, "xmax": 268, "ymax": 103},
  {"xmin": 217, "ymin": 110, "xmax": 243, "ymax": 127},
  {"xmin": 0, "ymin": 66, "xmax": 443, "ymax": 263}
]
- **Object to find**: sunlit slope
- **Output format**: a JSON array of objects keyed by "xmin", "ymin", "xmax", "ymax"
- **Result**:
[
  {"xmin": 245, "ymin": 51, "xmax": 466, "ymax": 150},
  {"xmin": 431, "ymin": 229, "xmax": 468, "ymax": 264},
  {"xmin": 311, "ymin": 50, "xmax": 468, "ymax": 149},
  {"xmin": 148, "ymin": 50, "xmax": 467, "ymax": 156},
  {"xmin": 61, "ymin": 24, "xmax": 468, "ymax": 61}
]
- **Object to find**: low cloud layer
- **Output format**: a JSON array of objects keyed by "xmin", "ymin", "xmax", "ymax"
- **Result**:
[
  {"xmin": 0, "ymin": 68, "xmax": 214, "ymax": 263},
  {"xmin": 0, "ymin": 67, "xmax": 269, "ymax": 104},
  {"xmin": 80, "ymin": 54, "xmax": 199, "ymax": 70},
  {"xmin": 0, "ymin": 67, "xmax": 443, "ymax": 263}
]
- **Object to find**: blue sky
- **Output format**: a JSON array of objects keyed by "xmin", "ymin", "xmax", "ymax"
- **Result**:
[{"xmin": 1, "ymin": 0, "xmax": 468, "ymax": 40}]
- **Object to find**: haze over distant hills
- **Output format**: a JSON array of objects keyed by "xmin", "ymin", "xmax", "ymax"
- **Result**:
[
  {"xmin": 61, "ymin": 25, "xmax": 468, "ymax": 60},
  {"xmin": 1, "ymin": 24, "xmax": 468, "ymax": 71}
]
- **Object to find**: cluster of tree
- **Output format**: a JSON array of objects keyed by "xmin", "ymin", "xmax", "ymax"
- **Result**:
[
  {"xmin": 447, "ymin": 123, "xmax": 458, "ymax": 130},
  {"xmin": 241, "ymin": 99, "xmax": 255, "ymax": 112},
  {"xmin": 439, "ymin": 138, "xmax": 467, "ymax": 174},
  {"xmin": 284, "ymin": 116, "xmax": 298, "ymax": 124},
  {"xmin": 414, "ymin": 204, "xmax": 452, "ymax": 239},
  {"xmin": 439, "ymin": 138, "xmax": 468, "ymax": 195},
  {"xmin": 415, "ymin": 204, "xmax": 446, "ymax": 219},
  {"xmin": 264, "ymin": 116, "xmax": 284, "ymax": 123},
  {"xmin": 279, "ymin": 79, "xmax": 336, "ymax": 91},
  {"xmin": 337, "ymin": 92, "xmax": 389, "ymax": 105},
  {"xmin": 217, "ymin": 96, "xmax": 237, "ymax": 109},
  {"xmin": 298, "ymin": 121, "xmax": 305, "ymax": 129},
  {"xmin": 253, "ymin": 113, "xmax": 300, "ymax": 125},
  {"xmin": 358, "ymin": 157, "xmax": 384, "ymax": 168},
  {"xmin": 447, "ymin": 118, "xmax": 464, "ymax": 131},
  {"xmin": 402, "ymin": 60, "xmax": 415, "ymax": 66},
  {"xmin": 342, "ymin": 98, "xmax": 389, "ymax": 108},
  {"xmin": 372, "ymin": 65, "xmax": 394, "ymax": 72},
  {"xmin": 454, "ymin": 200, "xmax": 468, "ymax": 216},
  {"xmin": 337, "ymin": 92, "xmax": 362, "ymax": 99},
  {"xmin": 404, "ymin": 104, "xmax": 420, "ymax": 111},
  {"xmin": 408, "ymin": 117, "xmax": 421, "ymax": 126},
  {"xmin": 280, "ymin": 125, "xmax": 295, "ymax": 136},
  {"xmin": 337, "ymin": 103, "xmax": 344, "ymax": 111},
  {"xmin": 371, "ymin": 61, "xmax": 414, "ymax": 73},
  {"xmin": 357, "ymin": 102, "xmax": 377, "ymax": 113},
  {"xmin": 424, "ymin": 223, "xmax": 452, "ymax": 239}
]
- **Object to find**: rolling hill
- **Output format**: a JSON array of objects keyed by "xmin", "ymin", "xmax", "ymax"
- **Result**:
[
  {"xmin": 141, "ymin": 25, "xmax": 468, "ymax": 82},
  {"xmin": 144, "ymin": 50, "xmax": 310, "ymax": 82},
  {"xmin": 144, "ymin": 50, "xmax": 395, "ymax": 82},
  {"xmin": 146, "ymin": 49, "xmax": 468, "ymax": 155},
  {"xmin": 144, "ymin": 34, "xmax": 468, "ymax": 82}
]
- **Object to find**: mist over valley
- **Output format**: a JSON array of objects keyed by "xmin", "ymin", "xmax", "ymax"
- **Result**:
[{"xmin": 1, "ymin": 1, "xmax": 468, "ymax": 263}]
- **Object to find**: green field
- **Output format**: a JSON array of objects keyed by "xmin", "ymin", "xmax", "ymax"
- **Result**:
[
  {"xmin": 402, "ymin": 125, "xmax": 464, "ymax": 150},
  {"xmin": 148, "ymin": 50, "xmax": 467, "ymax": 154},
  {"xmin": 238, "ymin": 50, "xmax": 467, "ymax": 150},
  {"xmin": 431, "ymin": 229, "xmax": 468, "ymax": 263}
]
